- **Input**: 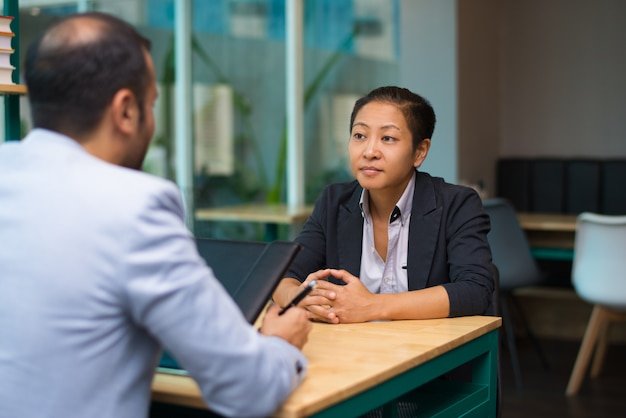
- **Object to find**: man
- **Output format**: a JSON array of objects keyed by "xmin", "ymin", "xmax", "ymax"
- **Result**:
[{"xmin": 0, "ymin": 12, "xmax": 311, "ymax": 418}]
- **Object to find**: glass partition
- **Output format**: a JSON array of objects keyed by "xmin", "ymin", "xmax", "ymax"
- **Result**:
[{"xmin": 12, "ymin": 0, "xmax": 400, "ymax": 240}]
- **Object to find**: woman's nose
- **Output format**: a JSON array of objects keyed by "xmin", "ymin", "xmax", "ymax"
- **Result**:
[{"xmin": 364, "ymin": 138, "xmax": 379, "ymax": 158}]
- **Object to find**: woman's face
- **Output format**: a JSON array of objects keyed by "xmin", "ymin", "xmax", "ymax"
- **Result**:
[{"xmin": 348, "ymin": 101, "xmax": 429, "ymax": 194}]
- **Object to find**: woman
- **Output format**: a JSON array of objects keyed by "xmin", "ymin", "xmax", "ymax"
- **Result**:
[{"xmin": 273, "ymin": 86, "xmax": 494, "ymax": 323}]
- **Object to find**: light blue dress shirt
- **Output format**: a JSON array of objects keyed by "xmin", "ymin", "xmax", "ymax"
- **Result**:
[{"xmin": 0, "ymin": 129, "xmax": 306, "ymax": 418}]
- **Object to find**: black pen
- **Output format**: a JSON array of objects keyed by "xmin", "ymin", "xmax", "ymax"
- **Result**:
[{"xmin": 278, "ymin": 280, "xmax": 317, "ymax": 315}]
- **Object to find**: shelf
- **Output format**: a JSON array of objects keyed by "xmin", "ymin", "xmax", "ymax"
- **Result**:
[
  {"xmin": 3, "ymin": 1, "xmax": 22, "ymax": 142},
  {"xmin": 0, "ymin": 84, "xmax": 27, "ymax": 95}
]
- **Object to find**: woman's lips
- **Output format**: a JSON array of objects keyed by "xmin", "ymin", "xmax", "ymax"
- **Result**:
[{"xmin": 360, "ymin": 166, "xmax": 382, "ymax": 176}]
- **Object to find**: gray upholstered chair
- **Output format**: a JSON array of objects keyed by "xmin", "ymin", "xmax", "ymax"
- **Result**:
[{"xmin": 483, "ymin": 198, "xmax": 549, "ymax": 391}]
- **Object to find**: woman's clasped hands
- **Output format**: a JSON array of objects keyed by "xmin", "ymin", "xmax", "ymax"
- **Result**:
[{"xmin": 292, "ymin": 268, "xmax": 380, "ymax": 324}]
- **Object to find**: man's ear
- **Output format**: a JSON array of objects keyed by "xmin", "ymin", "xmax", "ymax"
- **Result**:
[
  {"xmin": 110, "ymin": 88, "xmax": 138, "ymax": 136},
  {"xmin": 413, "ymin": 138, "xmax": 431, "ymax": 168}
]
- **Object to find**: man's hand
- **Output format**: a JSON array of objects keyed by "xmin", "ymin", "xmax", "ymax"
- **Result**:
[{"xmin": 259, "ymin": 303, "xmax": 312, "ymax": 350}]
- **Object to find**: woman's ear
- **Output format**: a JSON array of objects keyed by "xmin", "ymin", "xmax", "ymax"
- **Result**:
[{"xmin": 413, "ymin": 138, "xmax": 431, "ymax": 168}]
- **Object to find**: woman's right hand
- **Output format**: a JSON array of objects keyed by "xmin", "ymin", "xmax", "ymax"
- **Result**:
[{"xmin": 273, "ymin": 270, "xmax": 341, "ymax": 324}]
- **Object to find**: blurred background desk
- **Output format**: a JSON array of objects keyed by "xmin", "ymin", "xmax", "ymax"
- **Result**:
[
  {"xmin": 512, "ymin": 212, "xmax": 619, "ymax": 342},
  {"xmin": 195, "ymin": 204, "xmax": 314, "ymax": 241},
  {"xmin": 517, "ymin": 212, "xmax": 577, "ymax": 260}
]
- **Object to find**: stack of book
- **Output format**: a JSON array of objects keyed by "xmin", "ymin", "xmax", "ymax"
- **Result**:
[{"xmin": 0, "ymin": 15, "xmax": 15, "ymax": 85}]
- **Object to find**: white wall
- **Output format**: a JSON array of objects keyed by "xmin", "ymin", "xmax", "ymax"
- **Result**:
[
  {"xmin": 399, "ymin": 0, "xmax": 626, "ymax": 194},
  {"xmin": 500, "ymin": 0, "xmax": 626, "ymax": 158},
  {"xmin": 457, "ymin": 0, "xmax": 500, "ymax": 196}
]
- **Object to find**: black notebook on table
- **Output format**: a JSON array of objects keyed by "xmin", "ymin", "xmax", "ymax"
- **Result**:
[
  {"xmin": 195, "ymin": 238, "xmax": 302, "ymax": 323},
  {"xmin": 158, "ymin": 238, "xmax": 302, "ymax": 373}
]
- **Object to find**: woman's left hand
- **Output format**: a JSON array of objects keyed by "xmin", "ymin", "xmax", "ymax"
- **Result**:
[{"xmin": 314, "ymin": 269, "xmax": 379, "ymax": 323}]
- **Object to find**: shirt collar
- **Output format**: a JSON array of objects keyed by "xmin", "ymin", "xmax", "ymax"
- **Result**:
[{"xmin": 359, "ymin": 171, "xmax": 416, "ymax": 225}]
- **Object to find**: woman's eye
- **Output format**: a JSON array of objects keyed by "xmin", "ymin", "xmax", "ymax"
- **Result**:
[
  {"xmin": 382, "ymin": 136, "xmax": 397, "ymax": 143},
  {"xmin": 352, "ymin": 133, "xmax": 365, "ymax": 140}
]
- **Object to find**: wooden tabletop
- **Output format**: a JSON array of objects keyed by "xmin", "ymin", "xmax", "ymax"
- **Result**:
[
  {"xmin": 152, "ymin": 316, "xmax": 501, "ymax": 417},
  {"xmin": 0, "ymin": 84, "xmax": 27, "ymax": 95},
  {"xmin": 516, "ymin": 212, "xmax": 578, "ymax": 251},
  {"xmin": 195, "ymin": 203, "xmax": 314, "ymax": 225}
]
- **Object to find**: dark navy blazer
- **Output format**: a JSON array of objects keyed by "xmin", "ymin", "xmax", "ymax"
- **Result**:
[{"xmin": 287, "ymin": 171, "xmax": 494, "ymax": 317}]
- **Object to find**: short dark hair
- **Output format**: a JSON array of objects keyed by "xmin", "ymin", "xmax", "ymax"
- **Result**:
[
  {"xmin": 350, "ymin": 86, "xmax": 436, "ymax": 150},
  {"xmin": 24, "ymin": 12, "xmax": 152, "ymax": 137}
]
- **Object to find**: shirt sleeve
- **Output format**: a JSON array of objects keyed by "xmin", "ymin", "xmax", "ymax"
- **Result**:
[{"xmin": 120, "ymin": 184, "xmax": 307, "ymax": 417}]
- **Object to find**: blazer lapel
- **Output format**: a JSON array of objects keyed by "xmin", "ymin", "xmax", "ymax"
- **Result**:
[
  {"xmin": 407, "ymin": 173, "xmax": 442, "ymax": 290},
  {"xmin": 337, "ymin": 187, "xmax": 364, "ymax": 277}
]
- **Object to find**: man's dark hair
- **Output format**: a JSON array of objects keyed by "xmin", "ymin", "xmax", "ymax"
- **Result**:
[
  {"xmin": 350, "ymin": 86, "xmax": 436, "ymax": 150},
  {"xmin": 24, "ymin": 12, "xmax": 152, "ymax": 137}
]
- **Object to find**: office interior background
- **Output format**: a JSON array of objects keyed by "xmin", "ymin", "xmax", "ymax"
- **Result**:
[{"xmin": 2, "ymin": 0, "xmax": 625, "ymax": 241}]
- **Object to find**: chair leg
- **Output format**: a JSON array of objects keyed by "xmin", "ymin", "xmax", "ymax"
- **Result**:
[
  {"xmin": 566, "ymin": 305, "xmax": 606, "ymax": 396},
  {"xmin": 500, "ymin": 296, "xmax": 524, "ymax": 391},
  {"xmin": 589, "ymin": 309, "xmax": 626, "ymax": 378},
  {"xmin": 509, "ymin": 293, "xmax": 550, "ymax": 371},
  {"xmin": 590, "ymin": 321, "xmax": 610, "ymax": 378}
]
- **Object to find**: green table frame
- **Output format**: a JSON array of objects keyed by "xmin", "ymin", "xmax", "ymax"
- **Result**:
[{"xmin": 310, "ymin": 329, "xmax": 499, "ymax": 418}]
